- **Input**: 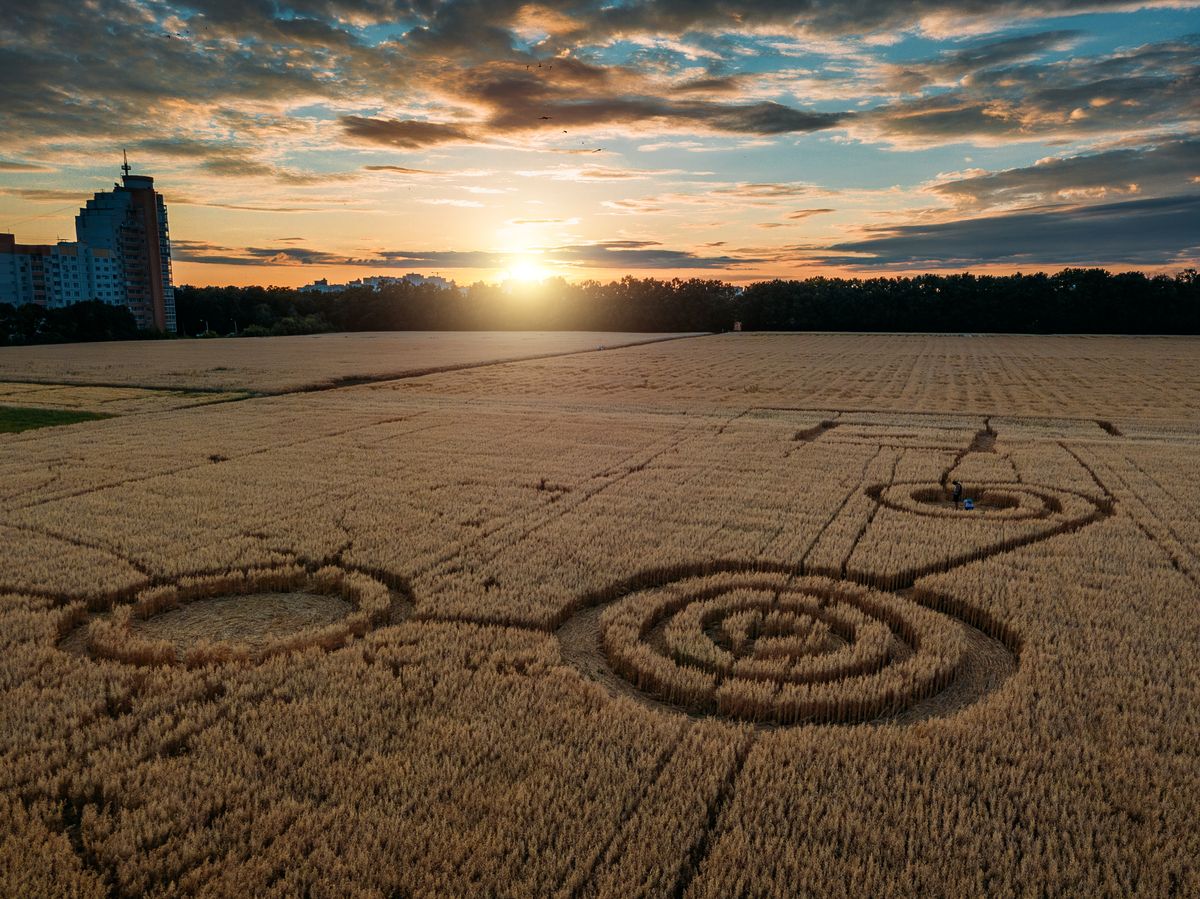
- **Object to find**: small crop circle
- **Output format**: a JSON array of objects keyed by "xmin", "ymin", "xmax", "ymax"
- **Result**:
[
  {"xmin": 874, "ymin": 483, "xmax": 1061, "ymax": 521},
  {"xmin": 599, "ymin": 573, "xmax": 965, "ymax": 724},
  {"xmin": 63, "ymin": 565, "xmax": 394, "ymax": 667}
]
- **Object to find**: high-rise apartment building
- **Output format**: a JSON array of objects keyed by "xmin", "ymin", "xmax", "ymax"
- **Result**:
[
  {"xmin": 0, "ymin": 158, "xmax": 176, "ymax": 332},
  {"xmin": 76, "ymin": 160, "xmax": 176, "ymax": 332}
]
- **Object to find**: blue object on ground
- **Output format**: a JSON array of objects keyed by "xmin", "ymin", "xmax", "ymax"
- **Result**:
[{"xmin": 963, "ymin": 498, "xmax": 975, "ymax": 510}]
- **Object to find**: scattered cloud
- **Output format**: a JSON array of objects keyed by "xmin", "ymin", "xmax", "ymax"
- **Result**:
[
  {"xmin": 363, "ymin": 165, "xmax": 444, "ymax": 175},
  {"xmin": 171, "ymin": 236, "xmax": 760, "ymax": 270},
  {"xmin": 860, "ymin": 36, "xmax": 1200, "ymax": 147},
  {"xmin": 0, "ymin": 160, "xmax": 54, "ymax": 172},
  {"xmin": 809, "ymin": 194, "xmax": 1200, "ymax": 268},
  {"xmin": 929, "ymin": 138, "xmax": 1200, "ymax": 208},
  {"xmin": 418, "ymin": 198, "xmax": 485, "ymax": 207},
  {"xmin": 0, "ymin": 187, "xmax": 86, "ymax": 202},
  {"xmin": 4, "ymin": 1, "xmax": 1199, "ymax": 279},
  {"xmin": 341, "ymin": 116, "xmax": 476, "ymax": 149}
]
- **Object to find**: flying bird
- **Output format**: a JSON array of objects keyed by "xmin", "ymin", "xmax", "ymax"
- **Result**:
[{"xmin": 539, "ymin": 116, "xmax": 552, "ymax": 120}]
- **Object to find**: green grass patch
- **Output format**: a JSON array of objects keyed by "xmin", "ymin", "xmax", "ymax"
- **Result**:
[{"xmin": 0, "ymin": 405, "xmax": 113, "ymax": 433}]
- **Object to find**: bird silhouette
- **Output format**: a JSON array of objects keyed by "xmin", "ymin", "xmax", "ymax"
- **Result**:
[{"xmin": 539, "ymin": 116, "xmax": 552, "ymax": 120}]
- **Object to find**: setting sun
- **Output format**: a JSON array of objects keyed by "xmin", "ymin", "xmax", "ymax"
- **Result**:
[{"xmin": 505, "ymin": 257, "xmax": 550, "ymax": 283}]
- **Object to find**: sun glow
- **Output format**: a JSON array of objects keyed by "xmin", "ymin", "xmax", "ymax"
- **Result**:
[{"xmin": 505, "ymin": 257, "xmax": 550, "ymax": 283}]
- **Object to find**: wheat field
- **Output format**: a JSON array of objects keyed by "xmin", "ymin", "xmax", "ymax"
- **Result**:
[
  {"xmin": 0, "ymin": 331, "xmax": 697, "ymax": 393},
  {"xmin": 0, "ymin": 332, "xmax": 1197, "ymax": 897}
]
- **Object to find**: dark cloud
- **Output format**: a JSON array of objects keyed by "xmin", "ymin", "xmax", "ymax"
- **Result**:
[
  {"xmin": 715, "ymin": 183, "xmax": 822, "ymax": 198},
  {"xmin": 171, "ymin": 236, "xmax": 756, "ymax": 270},
  {"xmin": 393, "ymin": 0, "xmax": 1192, "ymax": 51},
  {"xmin": 0, "ymin": 187, "xmax": 87, "ymax": 201},
  {"xmin": 0, "ymin": 0, "xmax": 1193, "ymax": 162},
  {"xmin": 866, "ymin": 36, "xmax": 1200, "ymax": 145},
  {"xmin": 363, "ymin": 164, "xmax": 445, "ymax": 174},
  {"xmin": 544, "ymin": 240, "xmax": 759, "ymax": 268},
  {"xmin": 930, "ymin": 138, "xmax": 1200, "ymax": 207},
  {"xmin": 0, "ymin": 160, "xmax": 54, "ymax": 172},
  {"xmin": 882, "ymin": 30, "xmax": 1083, "ymax": 92},
  {"xmin": 671, "ymin": 76, "xmax": 745, "ymax": 95},
  {"xmin": 341, "ymin": 116, "xmax": 475, "ymax": 148},
  {"xmin": 811, "ymin": 194, "xmax": 1200, "ymax": 268},
  {"xmin": 456, "ymin": 60, "xmax": 845, "ymax": 138}
]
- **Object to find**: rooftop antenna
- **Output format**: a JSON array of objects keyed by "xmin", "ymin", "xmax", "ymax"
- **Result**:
[{"xmin": 121, "ymin": 149, "xmax": 131, "ymax": 178}]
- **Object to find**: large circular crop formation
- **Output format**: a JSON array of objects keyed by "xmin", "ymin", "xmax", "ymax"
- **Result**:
[
  {"xmin": 59, "ymin": 564, "xmax": 397, "ymax": 667},
  {"xmin": 594, "ymin": 572, "xmax": 973, "ymax": 725}
]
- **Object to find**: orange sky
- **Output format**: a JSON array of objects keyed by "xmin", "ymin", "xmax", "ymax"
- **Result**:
[{"xmin": 2, "ymin": 2, "xmax": 1198, "ymax": 287}]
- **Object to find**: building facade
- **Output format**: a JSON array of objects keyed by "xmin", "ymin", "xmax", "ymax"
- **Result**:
[
  {"xmin": 76, "ymin": 171, "xmax": 176, "ymax": 332},
  {"xmin": 0, "ymin": 163, "xmax": 176, "ymax": 332},
  {"xmin": 0, "ymin": 235, "xmax": 123, "ymax": 309}
]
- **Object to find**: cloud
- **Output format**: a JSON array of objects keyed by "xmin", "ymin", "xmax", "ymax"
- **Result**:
[
  {"xmin": 548, "ymin": 0, "xmax": 1200, "ymax": 43},
  {"xmin": 363, "ymin": 165, "xmax": 445, "ymax": 175},
  {"xmin": 929, "ymin": 138, "xmax": 1200, "ymax": 207},
  {"xmin": 170, "ymin": 235, "xmax": 758, "ymax": 270},
  {"xmin": 544, "ymin": 239, "xmax": 760, "ymax": 268},
  {"xmin": 392, "ymin": 57, "xmax": 846, "ymax": 147},
  {"xmin": 418, "ymin": 198, "xmax": 485, "ymax": 207},
  {"xmin": 879, "ymin": 30, "xmax": 1084, "ymax": 92},
  {"xmin": 715, "ymin": 183, "xmax": 824, "ymax": 199},
  {"xmin": 6, "ymin": 0, "xmax": 1200, "ymax": 283},
  {"xmin": 516, "ymin": 164, "xmax": 687, "ymax": 180},
  {"xmin": 808, "ymin": 194, "xmax": 1200, "ymax": 268},
  {"xmin": 601, "ymin": 198, "xmax": 668, "ymax": 214},
  {"xmin": 0, "ymin": 187, "xmax": 86, "ymax": 202},
  {"xmin": 0, "ymin": 160, "xmax": 54, "ymax": 172},
  {"xmin": 862, "ymin": 35, "xmax": 1200, "ymax": 146},
  {"xmin": 340, "ymin": 116, "xmax": 476, "ymax": 149}
]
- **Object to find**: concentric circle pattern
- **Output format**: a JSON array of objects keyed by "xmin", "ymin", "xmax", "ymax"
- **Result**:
[
  {"xmin": 599, "ymin": 573, "xmax": 966, "ymax": 724},
  {"xmin": 872, "ymin": 482, "xmax": 1075, "ymax": 521}
]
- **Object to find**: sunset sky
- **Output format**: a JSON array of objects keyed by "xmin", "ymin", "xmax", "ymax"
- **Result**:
[{"xmin": 1, "ymin": 1, "xmax": 1198, "ymax": 287}]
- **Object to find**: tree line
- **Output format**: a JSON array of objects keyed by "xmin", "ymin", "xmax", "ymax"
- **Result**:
[
  {"xmin": 2, "ymin": 269, "xmax": 1197, "ymax": 345},
  {"xmin": 0, "ymin": 300, "xmax": 146, "ymax": 346}
]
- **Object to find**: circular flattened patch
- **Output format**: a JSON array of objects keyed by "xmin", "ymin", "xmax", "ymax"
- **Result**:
[{"xmin": 59, "ymin": 565, "xmax": 398, "ymax": 667}]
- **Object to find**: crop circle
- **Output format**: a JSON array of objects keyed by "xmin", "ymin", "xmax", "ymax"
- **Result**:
[
  {"xmin": 597, "ymin": 573, "xmax": 966, "ymax": 724},
  {"xmin": 874, "ymin": 482, "xmax": 1062, "ymax": 521},
  {"xmin": 60, "ymin": 565, "xmax": 395, "ymax": 667}
]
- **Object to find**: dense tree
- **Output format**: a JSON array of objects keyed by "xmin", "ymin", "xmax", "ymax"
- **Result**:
[
  {"xmin": 0, "ymin": 300, "xmax": 143, "ymax": 346},
  {"xmin": 4, "ymin": 269, "xmax": 1198, "ymax": 345}
]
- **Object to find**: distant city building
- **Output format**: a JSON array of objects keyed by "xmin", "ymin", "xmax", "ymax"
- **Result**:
[
  {"xmin": 301, "ymin": 273, "xmax": 456, "ymax": 293},
  {"xmin": 0, "ymin": 155, "xmax": 176, "ymax": 332}
]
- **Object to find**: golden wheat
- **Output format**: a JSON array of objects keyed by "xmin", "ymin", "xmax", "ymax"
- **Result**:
[{"xmin": 0, "ymin": 333, "xmax": 1196, "ymax": 896}]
